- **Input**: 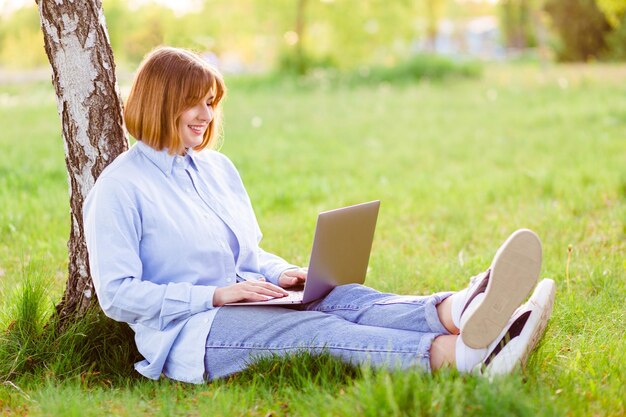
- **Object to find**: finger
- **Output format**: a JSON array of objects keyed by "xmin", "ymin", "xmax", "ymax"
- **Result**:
[
  {"xmin": 246, "ymin": 282, "xmax": 288, "ymax": 296},
  {"xmin": 242, "ymin": 291, "xmax": 273, "ymax": 301},
  {"xmin": 243, "ymin": 279, "xmax": 282, "ymax": 291},
  {"xmin": 290, "ymin": 270, "xmax": 307, "ymax": 279},
  {"xmin": 244, "ymin": 289, "xmax": 283, "ymax": 300},
  {"xmin": 281, "ymin": 276, "xmax": 305, "ymax": 288},
  {"xmin": 285, "ymin": 275, "xmax": 305, "ymax": 285},
  {"xmin": 280, "ymin": 277, "xmax": 298, "ymax": 288},
  {"xmin": 252, "ymin": 280, "xmax": 288, "ymax": 291}
]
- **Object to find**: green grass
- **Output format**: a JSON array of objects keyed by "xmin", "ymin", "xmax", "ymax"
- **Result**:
[{"xmin": 1, "ymin": 62, "xmax": 625, "ymax": 416}]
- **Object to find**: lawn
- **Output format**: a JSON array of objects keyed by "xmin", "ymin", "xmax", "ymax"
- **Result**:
[{"xmin": 0, "ymin": 62, "xmax": 625, "ymax": 416}]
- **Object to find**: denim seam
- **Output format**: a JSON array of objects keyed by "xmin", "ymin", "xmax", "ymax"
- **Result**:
[
  {"xmin": 373, "ymin": 301, "xmax": 425, "ymax": 306},
  {"xmin": 311, "ymin": 305, "xmax": 360, "ymax": 312},
  {"xmin": 206, "ymin": 343, "xmax": 423, "ymax": 355},
  {"xmin": 417, "ymin": 332, "xmax": 439, "ymax": 373}
]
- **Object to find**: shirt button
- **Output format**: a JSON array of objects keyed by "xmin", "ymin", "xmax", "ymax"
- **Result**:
[
  {"xmin": 226, "ymin": 277, "xmax": 232, "ymax": 283},
  {"xmin": 175, "ymin": 157, "xmax": 182, "ymax": 164}
]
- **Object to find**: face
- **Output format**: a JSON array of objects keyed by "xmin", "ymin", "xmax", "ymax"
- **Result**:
[{"xmin": 177, "ymin": 90, "xmax": 215, "ymax": 151}]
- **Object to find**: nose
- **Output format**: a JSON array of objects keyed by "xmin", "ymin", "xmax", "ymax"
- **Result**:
[{"xmin": 199, "ymin": 104, "xmax": 213, "ymax": 122}]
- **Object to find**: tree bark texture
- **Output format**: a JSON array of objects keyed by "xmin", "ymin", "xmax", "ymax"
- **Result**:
[{"xmin": 36, "ymin": 0, "xmax": 128, "ymax": 325}]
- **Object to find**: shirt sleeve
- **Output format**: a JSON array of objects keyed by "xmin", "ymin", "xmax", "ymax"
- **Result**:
[
  {"xmin": 257, "ymin": 246, "xmax": 299, "ymax": 285},
  {"xmin": 84, "ymin": 177, "xmax": 217, "ymax": 331},
  {"xmin": 254, "ymin": 220, "xmax": 299, "ymax": 285}
]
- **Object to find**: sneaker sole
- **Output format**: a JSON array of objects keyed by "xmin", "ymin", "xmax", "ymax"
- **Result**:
[
  {"xmin": 461, "ymin": 229, "xmax": 542, "ymax": 348},
  {"xmin": 484, "ymin": 278, "xmax": 556, "ymax": 376}
]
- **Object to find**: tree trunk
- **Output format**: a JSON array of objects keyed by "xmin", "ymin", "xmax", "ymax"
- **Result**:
[
  {"xmin": 425, "ymin": 0, "xmax": 439, "ymax": 53},
  {"xmin": 36, "ymin": 0, "xmax": 128, "ymax": 326},
  {"xmin": 423, "ymin": 0, "xmax": 444, "ymax": 53},
  {"xmin": 295, "ymin": 0, "xmax": 308, "ymax": 75}
]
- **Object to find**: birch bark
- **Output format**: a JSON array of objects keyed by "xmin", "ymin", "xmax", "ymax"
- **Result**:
[{"xmin": 36, "ymin": 0, "xmax": 128, "ymax": 324}]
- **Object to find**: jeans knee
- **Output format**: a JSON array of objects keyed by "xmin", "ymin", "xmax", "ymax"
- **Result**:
[{"xmin": 328, "ymin": 283, "xmax": 373, "ymax": 299}]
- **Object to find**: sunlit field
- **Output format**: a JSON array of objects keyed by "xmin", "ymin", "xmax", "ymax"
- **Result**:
[{"xmin": 0, "ymin": 63, "xmax": 625, "ymax": 416}]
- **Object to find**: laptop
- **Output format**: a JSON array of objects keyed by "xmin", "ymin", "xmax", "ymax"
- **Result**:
[{"xmin": 226, "ymin": 200, "xmax": 380, "ymax": 306}]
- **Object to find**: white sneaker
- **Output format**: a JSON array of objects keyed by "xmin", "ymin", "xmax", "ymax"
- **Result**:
[
  {"xmin": 460, "ymin": 229, "xmax": 543, "ymax": 348},
  {"xmin": 477, "ymin": 278, "xmax": 556, "ymax": 377}
]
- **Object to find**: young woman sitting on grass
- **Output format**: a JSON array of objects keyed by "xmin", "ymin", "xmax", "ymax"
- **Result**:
[{"xmin": 84, "ymin": 46, "xmax": 556, "ymax": 384}]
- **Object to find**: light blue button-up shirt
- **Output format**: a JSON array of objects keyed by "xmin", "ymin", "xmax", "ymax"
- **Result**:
[{"xmin": 83, "ymin": 141, "xmax": 297, "ymax": 383}]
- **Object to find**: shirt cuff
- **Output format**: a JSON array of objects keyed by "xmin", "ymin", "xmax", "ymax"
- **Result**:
[{"xmin": 190, "ymin": 285, "xmax": 218, "ymax": 312}]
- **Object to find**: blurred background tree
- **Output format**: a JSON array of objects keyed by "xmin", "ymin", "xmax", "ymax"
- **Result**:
[
  {"xmin": 595, "ymin": 0, "xmax": 626, "ymax": 60},
  {"xmin": 596, "ymin": 0, "xmax": 626, "ymax": 27},
  {"xmin": 0, "ymin": 4, "xmax": 48, "ymax": 67},
  {"xmin": 1, "ymin": 0, "xmax": 625, "ymax": 73},
  {"xmin": 499, "ymin": 0, "xmax": 536, "ymax": 49},
  {"xmin": 544, "ymin": 0, "xmax": 612, "ymax": 61}
]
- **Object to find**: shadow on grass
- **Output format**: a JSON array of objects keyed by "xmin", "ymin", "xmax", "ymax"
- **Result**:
[{"xmin": 222, "ymin": 350, "xmax": 361, "ymax": 391}]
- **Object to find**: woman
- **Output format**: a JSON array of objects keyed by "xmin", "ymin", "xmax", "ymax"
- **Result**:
[{"xmin": 84, "ymin": 47, "xmax": 555, "ymax": 384}]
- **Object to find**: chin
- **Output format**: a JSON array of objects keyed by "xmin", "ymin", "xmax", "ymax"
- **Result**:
[{"xmin": 184, "ymin": 139, "xmax": 203, "ymax": 149}]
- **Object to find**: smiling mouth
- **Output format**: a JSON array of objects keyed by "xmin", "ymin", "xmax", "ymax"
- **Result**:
[{"xmin": 188, "ymin": 125, "xmax": 206, "ymax": 135}]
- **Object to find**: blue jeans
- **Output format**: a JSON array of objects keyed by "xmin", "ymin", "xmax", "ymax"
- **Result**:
[{"xmin": 204, "ymin": 284, "xmax": 453, "ymax": 380}]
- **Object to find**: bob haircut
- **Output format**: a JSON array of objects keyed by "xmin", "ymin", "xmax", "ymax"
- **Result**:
[{"xmin": 124, "ymin": 46, "xmax": 226, "ymax": 155}]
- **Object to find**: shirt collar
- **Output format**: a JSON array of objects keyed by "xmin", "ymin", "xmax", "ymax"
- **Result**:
[
  {"xmin": 185, "ymin": 147, "xmax": 200, "ymax": 172},
  {"xmin": 135, "ymin": 141, "xmax": 199, "ymax": 176}
]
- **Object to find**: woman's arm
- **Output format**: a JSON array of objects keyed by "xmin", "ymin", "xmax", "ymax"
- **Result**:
[{"xmin": 84, "ymin": 177, "xmax": 218, "ymax": 331}]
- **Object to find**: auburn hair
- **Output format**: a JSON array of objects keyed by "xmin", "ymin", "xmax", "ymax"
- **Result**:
[{"xmin": 124, "ymin": 46, "xmax": 226, "ymax": 154}]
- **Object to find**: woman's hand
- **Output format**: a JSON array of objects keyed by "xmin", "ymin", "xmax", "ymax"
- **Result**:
[
  {"xmin": 278, "ymin": 268, "xmax": 308, "ymax": 288},
  {"xmin": 212, "ymin": 279, "xmax": 288, "ymax": 307}
]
